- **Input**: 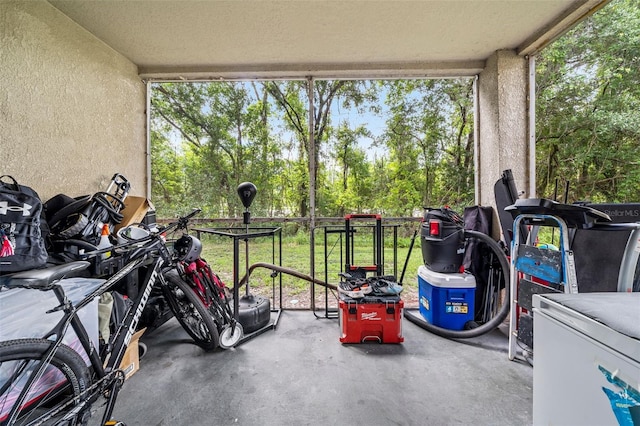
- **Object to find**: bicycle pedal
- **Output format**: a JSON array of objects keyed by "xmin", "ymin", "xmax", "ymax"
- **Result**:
[{"xmin": 105, "ymin": 421, "xmax": 127, "ymax": 426}]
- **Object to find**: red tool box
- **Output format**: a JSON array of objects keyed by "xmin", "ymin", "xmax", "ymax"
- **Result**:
[
  {"xmin": 339, "ymin": 295, "xmax": 404, "ymax": 344},
  {"xmin": 338, "ymin": 214, "xmax": 404, "ymax": 344}
]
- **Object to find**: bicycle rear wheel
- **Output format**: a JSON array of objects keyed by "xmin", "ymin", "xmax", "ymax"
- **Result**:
[
  {"xmin": 163, "ymin": 269, "xmax": 220, "ymax": 351},
  {"xmin": 0, "ymin": 338, "xmax": 92, "ymax": 426}
]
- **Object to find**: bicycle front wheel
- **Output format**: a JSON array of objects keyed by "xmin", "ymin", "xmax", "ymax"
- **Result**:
[
  {"xmin": 0, "ymin": 338, "xmax": 92, "ymax": 426},
  {"xmin": 163, "ymin": 269, "xmax": 220, "ymax": 351}
]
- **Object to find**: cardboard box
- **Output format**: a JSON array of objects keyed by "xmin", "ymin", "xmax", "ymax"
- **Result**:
[
  {"xmin": 115, "ymin": 196, "xmax": 155, "ymax": 231},
  {"xmin": 120, "ymin": 328, "xmax": 146, "ymax": 380}
]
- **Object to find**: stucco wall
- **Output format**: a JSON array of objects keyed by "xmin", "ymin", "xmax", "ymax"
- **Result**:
[
  {"xmin": 0, "ymin": 1, "xmax": 147, "ymax": 201},
  {"xmin": 477, "ymin": 50, "xmax": 529, "ymax": 238},
  {"xmin": 477, "ymin": 50, "xmax": 529, "ymax": 206}
]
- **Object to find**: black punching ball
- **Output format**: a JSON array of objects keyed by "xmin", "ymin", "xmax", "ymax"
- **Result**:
[
  {"xmin": 237, "ymin": 182, "xmax": 257, "ymax": 208},
  {"xmin": 236, "ymin": 182, "xmax": 270, "ymax": 334},
  {"xmin": 237, "ymin": 182, "xmax": 257, "ymax": 225}
]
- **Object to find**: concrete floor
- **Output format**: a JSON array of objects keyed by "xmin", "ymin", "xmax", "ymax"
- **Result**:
[{"xmin": 112, "ymin": 310, "xmax": 533, "ymax": 426}]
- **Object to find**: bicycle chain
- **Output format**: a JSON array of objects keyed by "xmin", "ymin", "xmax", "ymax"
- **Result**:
[{"xmin": 25, "ymin": 369, "xmax": 125, "ymax": 426}]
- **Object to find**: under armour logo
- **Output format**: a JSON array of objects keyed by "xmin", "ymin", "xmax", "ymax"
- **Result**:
[{"xmin": 0, "ymin": 201, "xmax": 32, "ymax": 216}]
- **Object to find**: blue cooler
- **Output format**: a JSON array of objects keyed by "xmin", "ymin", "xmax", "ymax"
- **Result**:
[{"xmin": 418, "ymin": 265, "xmax": 476, "ymax": 330}]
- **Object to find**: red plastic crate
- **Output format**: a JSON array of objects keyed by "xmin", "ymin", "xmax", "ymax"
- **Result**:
[{"xmin": 339, "ymin": 298, "xmax": 404, "ymax": 344}]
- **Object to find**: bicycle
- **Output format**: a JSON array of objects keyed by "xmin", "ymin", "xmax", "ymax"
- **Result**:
[{"xmin": 0, "ymin": 209, "xmax": 225, "ymax": 425}]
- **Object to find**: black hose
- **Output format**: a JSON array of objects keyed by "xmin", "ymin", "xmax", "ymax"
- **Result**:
[{"xmin": 405, "ymin": 229, "xmax": 510, "ymax": 339}]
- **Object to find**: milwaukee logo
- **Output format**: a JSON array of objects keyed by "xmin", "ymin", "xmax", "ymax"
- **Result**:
[
  {"xmin": 361, "ymin": 312, "xmax": 381, "ymax": 321},
  {"xmin": 0, "ymin": 202, "xmax": 32, "ymax": 216}
]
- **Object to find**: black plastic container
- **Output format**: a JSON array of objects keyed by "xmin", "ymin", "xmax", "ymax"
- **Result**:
[
  {"xmin": 236, "ymin": 294, "xmax": 271, "ymax": 334},
  {"xmin": 421, "ymin": 208, "xmax": 465, "ymax": 273}
]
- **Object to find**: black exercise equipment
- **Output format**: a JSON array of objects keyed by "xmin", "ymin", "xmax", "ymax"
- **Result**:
[
  {"xmin": 234, "ymin": 182, "xmax": 272, "ymax": 334},
  {"xmin": 494, "ymin": 169, "xmax": 527, "ymax": 252},
  {"xmin": 571, "ymin": 202, "xmax": 640, "ymax": 293}
]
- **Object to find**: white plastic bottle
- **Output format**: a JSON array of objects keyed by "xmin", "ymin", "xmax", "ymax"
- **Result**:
[{"xmin": 97, "ymin": 224, "xmax": 112, "ymax": 259}]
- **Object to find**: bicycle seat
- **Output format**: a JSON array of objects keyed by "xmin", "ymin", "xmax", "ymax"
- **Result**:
[{"xmin": 0, "ymin": 261, "xmax": 90, "ymax": 290}]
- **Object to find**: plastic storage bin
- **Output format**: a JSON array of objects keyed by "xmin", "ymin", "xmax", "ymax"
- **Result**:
[
  {"xmin": 339, "ymin": 294, "xmax": 404, "ymax": 344},
  {"xmin": 418, "ymin": 265, "xmax": 476, "ymax": 330}
]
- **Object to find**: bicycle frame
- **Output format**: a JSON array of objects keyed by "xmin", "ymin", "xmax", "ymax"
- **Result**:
[
  {"xmin": 5, "ymin": 241, "xmax": 173, "ymax": 425},
  {"xmin": 3, "ymin": 209, "xmax": 202, "ymax": 425}
]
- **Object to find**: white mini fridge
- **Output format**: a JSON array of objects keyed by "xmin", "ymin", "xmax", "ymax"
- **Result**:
[{"xmin": 532, "ymin": 292, "xmax": 640, "ymax": 426}]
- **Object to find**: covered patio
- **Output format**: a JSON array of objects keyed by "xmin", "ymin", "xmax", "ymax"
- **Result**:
[{"xmin": 4, "ymin": 2, "xmax": 631, "ymax": 426}]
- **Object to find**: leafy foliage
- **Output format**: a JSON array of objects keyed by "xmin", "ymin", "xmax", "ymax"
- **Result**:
[
  {"xmin": 150, "ymin": 78, "xmax": 475, "ymax": 218},
  {"xmin": 536, "ymin": 0, "xmax": 640, "ymax": 203},
  {"xmin": 150, "ymin": 0, "xmax": 639, "ymax": 219}
]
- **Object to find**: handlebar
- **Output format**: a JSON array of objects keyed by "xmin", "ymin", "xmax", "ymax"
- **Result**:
[
  {"xmin": 159, "ymin": 208, "xmax": 202, "ymax": 234},
  {"xmin": 90, "ymin": 208, "xmax": 203, "ymax": 262}
]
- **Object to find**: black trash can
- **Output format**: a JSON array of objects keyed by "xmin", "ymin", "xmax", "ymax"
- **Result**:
[{"xmin": 421, "ymin": 208, "xmax": 465, "ymax": 273}]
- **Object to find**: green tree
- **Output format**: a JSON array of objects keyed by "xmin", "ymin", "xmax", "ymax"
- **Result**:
[
  {"xmin": 378, "ymin": 79, "xmax": 474, "ymax": 213},
  {"xmin": 327, "ymin": 123, "xmax": 373, "ymax": 215},
  {"xmin": 151, "ymin": 82, "xmax": 279, "ymax": 216},
  {"xmin": 263, "ymin": 80, "xmax": 312, "ymax": 217},
  {"xmin": 266, "ymin": 80, "xmax": 379, "ymax": 217},
  {"xmin": 150, "ymin": 78, "xmax": 474, "ymax": 219},
  {"xmin": 437, "ymin": 79, "xmax": 475, "ymax": 207},
  {"xmin": 149, "ymin": 125, "xmax": 187, "ymax": 216},
  {"xmin": 536, "ymin": 0, "xmax": 640, "ymax": 202}
]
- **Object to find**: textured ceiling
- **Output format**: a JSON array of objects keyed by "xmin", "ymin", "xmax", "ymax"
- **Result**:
[{"xmin": 48, "ymin": 0, "xmax": 609, "ymax": 80}]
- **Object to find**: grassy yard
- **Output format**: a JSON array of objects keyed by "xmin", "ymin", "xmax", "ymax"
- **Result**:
[{"xmin": 197, "ymin": 227, "xmax": 424, "ymax": 308}]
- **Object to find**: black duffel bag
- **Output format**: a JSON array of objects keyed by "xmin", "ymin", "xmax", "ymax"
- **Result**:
[{"xmin": 0, "ymin": 175, "xmax": 48, "ymax": 274}]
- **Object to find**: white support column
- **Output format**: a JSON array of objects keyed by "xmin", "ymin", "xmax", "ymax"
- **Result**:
[
  {"xmin": 477, "ymin": 50, "xmax": 532, "ymax": 236},
  {"xmin": 473, "ymin": 75, "xmax": 480, "ymax": 204},
  {"xmin": 528, "ymin": 55, "xmax": 537, "ymax": 198},
  {"xmin": 146, "ymin": 80, "xmax": 152, "ymax": 199},
  {"xmin": 307, "ymin": 76, "xmax": 316, "ymax": 230},
  {"xmin": 307, "ymin": 77, "xmax": 316, "ymax": 311}
]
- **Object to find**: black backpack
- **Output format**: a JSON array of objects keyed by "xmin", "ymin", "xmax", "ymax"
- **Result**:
[
  {"xmin": 0, "ymin": 175, "xmax": 49, "ymax": 274},
  {"xmin": 45, "ymin": 174, "xmax": 130, "ymax": 250}
]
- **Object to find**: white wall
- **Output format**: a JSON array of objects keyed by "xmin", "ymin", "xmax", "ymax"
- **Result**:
[{"xmin": 0, "ymin": 1, "xmax": 147, "ymax": 201}]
